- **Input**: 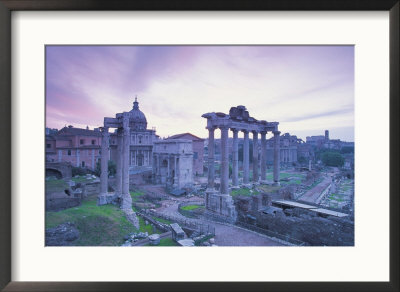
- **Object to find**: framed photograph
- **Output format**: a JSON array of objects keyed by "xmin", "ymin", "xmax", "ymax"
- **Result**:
[{"xmin": 1, "ymin": 1, "xmax": 399, "ymax": 291}]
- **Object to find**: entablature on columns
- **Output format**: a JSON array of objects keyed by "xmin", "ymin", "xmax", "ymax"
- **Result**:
[
  {"xmin": 104, "ymin": 117, "xmax": 121, "ymax": 129},
  {"xmin": 202, "ymin": 111, "xmax": 279, "ymax": 133},
  {"xmin": 104, "ymin": 112, "xmax": 131, "ymax": 129}
]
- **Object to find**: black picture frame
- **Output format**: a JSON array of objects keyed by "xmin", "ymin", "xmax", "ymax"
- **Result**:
[{"xmin": 0, "ymin": 1, "xmax": 399, "ymax": 291}]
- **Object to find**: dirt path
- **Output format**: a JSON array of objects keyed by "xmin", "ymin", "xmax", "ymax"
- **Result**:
[
  {"xmin": 155, "ymin": 200, "xmax": 285, "ymax": 246},
  {"xmin": 299, "ymin": 176, "xmax": 332, "ymax": 203}
]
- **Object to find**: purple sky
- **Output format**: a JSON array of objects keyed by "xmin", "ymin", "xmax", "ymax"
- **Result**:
[{"xmin": 46, "ymin": 45, "xmax": 354, "ymax": 141}]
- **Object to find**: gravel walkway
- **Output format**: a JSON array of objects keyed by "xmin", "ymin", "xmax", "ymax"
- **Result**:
[
  {"xmin": 299, "ymin": 176, "xmax": 332, "ymax": 203},
  {"xmin": 155, "ymin": 200, "xmax": 285, "ymax": 246}
]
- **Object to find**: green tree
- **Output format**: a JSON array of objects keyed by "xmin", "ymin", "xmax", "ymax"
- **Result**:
[
  {"xmin": 340, "ymin": 146, "xmax": 354, "ymax": 154},
  {"xmin": 95, "ymin": 160, "xmax": 117, "ymax": 177},
  {"xmin": 298, "ymin": 156, "xmax": 307, "ymax": 164},
  {"xmin": 321, "ymin": 151, "xmax": 344, "ymax": 167}
]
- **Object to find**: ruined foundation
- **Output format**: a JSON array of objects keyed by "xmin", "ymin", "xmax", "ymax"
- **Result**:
[{"xmin": 204, "ymin": 189, "xmax": 237, "ymax": 224}]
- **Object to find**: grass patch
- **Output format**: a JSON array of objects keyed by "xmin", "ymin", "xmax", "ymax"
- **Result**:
[
  {"xmin": 137, "ymin": 216, "xmax": 162, "ymax": 234},
  {"xmin": 181, "ymin": 205, "xmax": 204, "ymax": 211},
  {"xmin": 290, "ymin": 179, "xmax": 302, "ymax": 185},
  {"xmin": 194, "ymin": 234, "xmax": 214, "ymax": 246},
  {"xmin": 327, "ymin": 193, "xmax": 345, "ymax": 202},
  {"xmin": 146, "ymin": 237, "xmax": 179, "ymax": 246},
  {"xmin": 230, "ymin": 188, "xmax": 259, "ymax": 197},
  {"xmin": 46, "ymin": 195, "xmax": 163, "ymax": 245},
  {"xmin": 265, "ymin": 172, "xmax": 305, "ymax": 181},
  {"xmin": 153, "ymin": 217, "xmax": 173, "ymax": 224},
  {"xmin": 46, "ymin": 177, "xmax": 96, "ymax": 193},
  {"xmin": 130, "ymin": 190, "xmax": 145, "ymax": 202},
  {"xmin": 45, "ymin": 179, "xmax": 69, "ymax": 192},
  {"xmin": 158, "ymin": 238, "xmax": 179, "ymax": 246},
  {"xmin": 72, "ymin": 177, "xmax": 95, "ymax": 183},
  {"xmin": 45, "ymin": 196, "xmax": 136, "ymax": 246}
]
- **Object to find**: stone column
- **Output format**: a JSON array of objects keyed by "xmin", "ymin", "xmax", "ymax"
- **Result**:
[
  {"xmin": 252, "ymin": 131, "xmax": 259, "ymax": 183},
  {"xmin": 157, "ymin": 154, "xmax": 162, "ymax": 183},
  {"xmin": 273, "ymin": 131, "xmax": 281, "ymax": 185},
  {"xmin": 134, "ymin": 150, "xmax": 137, "ymax": 166},
  {"xmin": 100, "ymin": 126, "xmax": 109, "ymax": 196},
  {"xmin": 220, "ymin": 126, "xmax": 229, "ymax": 195},
  {"xmin": 121, "ymin": 116, "xmax": 132, "ymax": 210},
  {"xmin": 260, "ymin": 132, "xmax": 267, "ymax": 182},
  {"xmin": 243, "ymin": 130, "xmax": 250, "ymax": 184},
  {"xmin": 167, "ymin": 155, "xmax": 170, "ymax": 184},
  {"xmin": 173, "ymin": 155, "xmax": 178, "ymax": 187},
  {"xmin": 167, "ymin": 155, "xmax": 170, "ymax": 177},
  {"xmin": 115, "ymin": 129, "xmax": 123, "ymax": 197},
  {"xmin": 76, "ymin": 150, "xmax": 80, "ymax": 167},
  {"xmin": 91, "ymin": 149, "xmax": 95, "ymax": 169},
  {"xmin": 153, "ymin": 154, "xmax": 158, "ymax": 183},
  {"xmin": 231, "ymin": 129, "xmax": 239, "ymax": 187},
  {"xmin": 207, "ymin": 127, "xmax": 215, "ymax": 190}
]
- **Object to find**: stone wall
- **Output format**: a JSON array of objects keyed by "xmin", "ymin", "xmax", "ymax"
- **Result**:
[
  {"xmin": 45, "ymin": 162, "xmax": 72, "ymax": 179},
  {"xmin": 130, "ymin": 170, "xmax": 153, "ymax": 185},
  {"xmin": 84, "ymin": 181, "xmax": 100, "ymax": 196},
  {"xmin": 192, "ymin": 140, "xmax": 204, "ymax": 176},
  {"xmin": 47, "ymin": 149, "xmax": 101, "ymax": 170},
  {"xmin": 46, "ymin": 181, "xmax": 100, "ymax": 211},
  {"xmin": 234, "ymin": 192, "xmax": 354, "ymax": 246},
  {"xmin": 254, "ymin": 211, "xmax": 354, "ymax": 246},
  {"xmin": 46, "ymin": 191, "xmax": 81, "ymax": 211}
]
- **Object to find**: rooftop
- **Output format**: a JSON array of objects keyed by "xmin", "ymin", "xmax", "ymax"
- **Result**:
[
  {"xmin": 167, "ymin": 132, "xmax": 205, "ymax": 141},
  {"xmin": 57, "ymin": 126, "xmax": 102, "ymax": 137}
]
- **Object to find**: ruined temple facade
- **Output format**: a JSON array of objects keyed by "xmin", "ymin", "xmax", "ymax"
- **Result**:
[
  {"xmin": 202, "ymin": 105, "xmax": 281, "ymax": 223},
  {"xmin": 109, "ymin": 98, "xmax": 157, "ymax": 169},
  {"xmin": 152, "ymin": 139, "xmax": 193, "ymax": 189},
  {"xmin": 266, "ymin": 133, "xmax": 301, "ymax": 165}
]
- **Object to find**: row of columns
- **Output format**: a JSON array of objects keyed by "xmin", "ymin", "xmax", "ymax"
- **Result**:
[
  {"xmin": 207, "ymin": 127, "xmax": 280, "ymax": 194},
  {"xmin": 281, "ymin": 148, "xmax": 296, "ymax": 163}
]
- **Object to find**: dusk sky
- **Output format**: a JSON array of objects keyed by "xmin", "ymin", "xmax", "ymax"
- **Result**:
[{"xmin": 46, "ymin": 45, "xmax": 354, "ymax": 141}]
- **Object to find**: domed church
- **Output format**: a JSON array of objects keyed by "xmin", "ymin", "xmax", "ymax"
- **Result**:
[{"xmin": 109, "ymin": 98, "xmax": 158, "ymax": 169}]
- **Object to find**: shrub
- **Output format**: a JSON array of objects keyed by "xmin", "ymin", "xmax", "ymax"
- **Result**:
[
  {"xmin": 72, "ymin": 166, "xmax": 88, "ymax": 177},
  {"xmin": 321, "ymin": 151, "xmax": 344, "ymax": 167},
  {"xmin": 94, "ymin": 160, "xmax": 117, "ymax": 177}
]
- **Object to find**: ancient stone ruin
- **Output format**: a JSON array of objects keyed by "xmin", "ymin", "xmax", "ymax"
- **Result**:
[
  {"xmin": 152, "ymin": 139, "xmax": 193, "ymax": 189},
  {"xmin": 98, "ymin": 108, "xmax": 139, "ymax": 228},
  {"xmin": 202, "ymin": 105, "xmax": 280, "ymax": 223}
]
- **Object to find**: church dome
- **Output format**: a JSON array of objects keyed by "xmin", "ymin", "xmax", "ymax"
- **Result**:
[{"xmin": 128, "ymin": 97, "xmax": 147, "ymax": 130}]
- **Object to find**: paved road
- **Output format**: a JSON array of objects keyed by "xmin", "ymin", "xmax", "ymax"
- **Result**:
[{"xmin": 155, "ymin": 199, "xmax": 285, "ymax": 246}]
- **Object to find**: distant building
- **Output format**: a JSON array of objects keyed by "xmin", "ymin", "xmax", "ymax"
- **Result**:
[
  {"xmin": 45, "ymin": 127, "xmax": 58, "ymax": 135},
  {"xmin": 306, "ymin": 134, "xmax": 326, "ymax": 148},
  {"xmin": 109, "ymin": 98, "xmax": 158, "ymax": 169},
  {"xmin": 167, "ymin": 133, "xmax": 204, "ymax": 176},
  {"xmin": 266, "ymin": 133, "xmax": 302, "ymax": 165},
  {"xmin": 46, "ymin": 125, "xmax": 102, "ymax": 170},
  {"xmin": 306, "ymin": 130, "xmax": 354, "ymax": 151},
  {"xmin": 297, "ymin": 142, "xmax": 314, "ymax": 162}
]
